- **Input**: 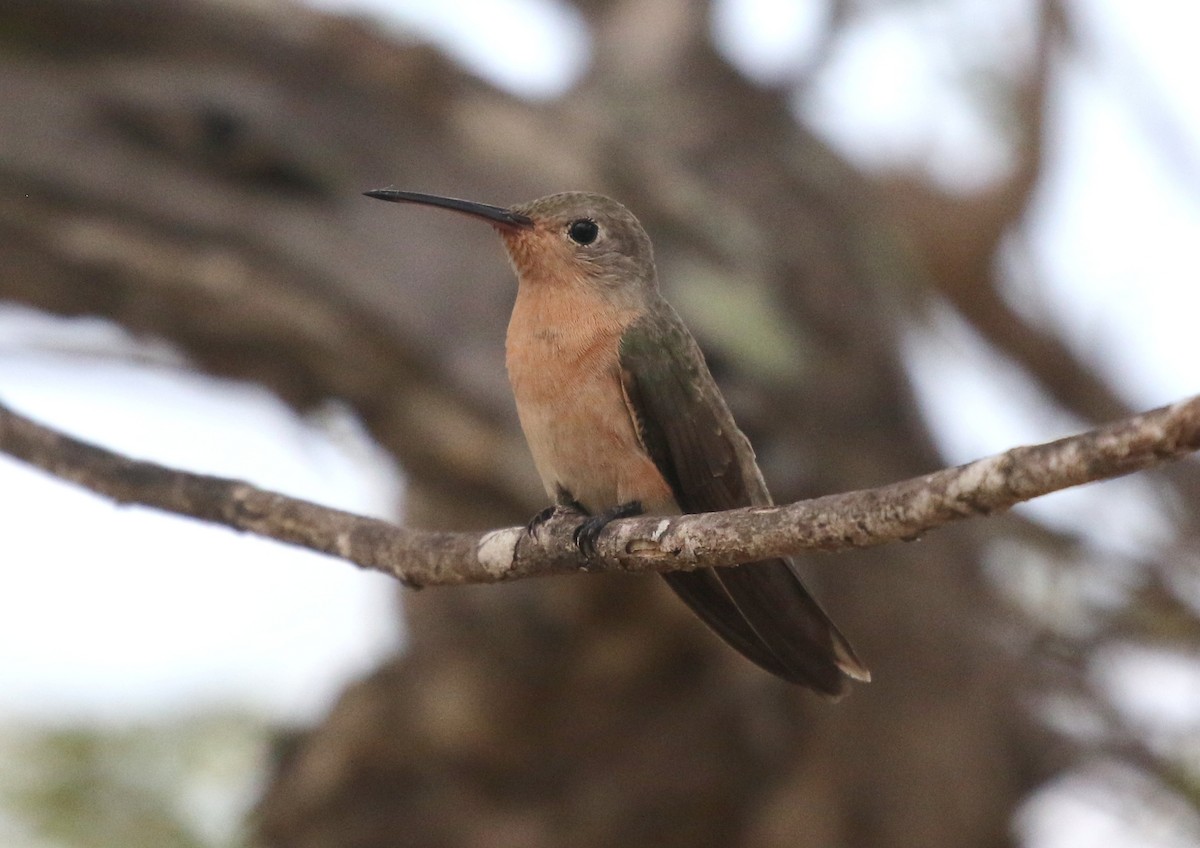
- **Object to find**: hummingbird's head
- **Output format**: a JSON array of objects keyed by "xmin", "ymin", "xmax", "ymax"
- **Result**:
[
  {"xmin": 500, "ymin": 192, "xmax": 657, "ymax": 298},
  {"xmin": 364, "ymin": 188, "xmax": 658, "ymax": 305}
]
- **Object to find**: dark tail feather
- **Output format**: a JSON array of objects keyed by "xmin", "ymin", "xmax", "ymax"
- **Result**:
[
  {"xmin": 663, "ymin": 559, "xmax": 868, "ymax": 697},
  {"xmin": 663, "ymin": 569, "xmax": 797, "ymax": 681}
]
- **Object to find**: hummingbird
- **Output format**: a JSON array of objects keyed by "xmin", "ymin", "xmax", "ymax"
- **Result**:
[{"xmin": 365, "ymin": 188, "xmax": 869, "ymax": 696}]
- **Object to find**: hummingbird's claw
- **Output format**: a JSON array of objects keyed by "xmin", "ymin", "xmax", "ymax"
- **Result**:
[
  {"xmin": 572, "ymin": 500, "xmax": 643, "ymax": 563},
  {"xmin": 572, "ymin": 517, "xmax": 604, "ymax": 560},
  {"xmin": 524, "ymin": 505, "xmax": 559, "ymax": 539},
  {"xmin": 525, "ymin": 501, "xmax": 585, "ymax": 540}
]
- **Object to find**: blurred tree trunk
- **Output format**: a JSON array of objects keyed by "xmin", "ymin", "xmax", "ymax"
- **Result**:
[{"xmin": 0, "ymin": 1, "xmax": 1064, "ymax": 845}]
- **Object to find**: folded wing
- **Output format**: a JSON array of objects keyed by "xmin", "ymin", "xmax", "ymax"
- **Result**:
[{"xmin": 618, "ymin": 304, "xmax": 868, "ymax": 695}]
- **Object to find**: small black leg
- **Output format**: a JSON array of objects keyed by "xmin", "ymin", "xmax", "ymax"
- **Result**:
[{"xmin": 573, "ymin": 500, "xmax": 643, "ymax": 560}]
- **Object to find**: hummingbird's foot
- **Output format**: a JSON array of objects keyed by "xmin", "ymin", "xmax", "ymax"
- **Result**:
[
  {"xmin": 573, "ymin": 500, "xmax": 643, "ymax": 562},
  {"xmin": 525, "ymin": 501, "xmax": 585, "ymax": 540}
]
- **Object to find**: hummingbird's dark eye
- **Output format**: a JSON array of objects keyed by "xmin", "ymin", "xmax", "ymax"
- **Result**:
[{"xmin": 567, "ymin": 218, "xmax": 599, "ymax": 245}]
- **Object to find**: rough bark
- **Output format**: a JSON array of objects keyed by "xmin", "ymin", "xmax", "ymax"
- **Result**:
[{"xmin": 3, "ymin": 395, "xmax": 1197, "ymax": 588}]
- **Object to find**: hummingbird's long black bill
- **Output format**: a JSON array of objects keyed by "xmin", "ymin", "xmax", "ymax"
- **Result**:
[{"xmin": 364, "ymin": 188, "xmax": 533, "ymax": 230}]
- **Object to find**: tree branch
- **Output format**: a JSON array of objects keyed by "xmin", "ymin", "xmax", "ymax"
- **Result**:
[{"xmin": 1, "ymin": 395, "xmax": 1197, "ymax": 587}]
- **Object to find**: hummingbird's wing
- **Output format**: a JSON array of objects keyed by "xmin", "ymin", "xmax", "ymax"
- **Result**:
[{"xmin": 618, "ymin": 305, "xmax": 868, "ymax": 695}]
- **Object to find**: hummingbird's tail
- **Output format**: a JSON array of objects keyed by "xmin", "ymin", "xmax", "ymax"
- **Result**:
[{"xmin": 663, "ymin": 558, "xmax": 868, "ymax": 697}]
